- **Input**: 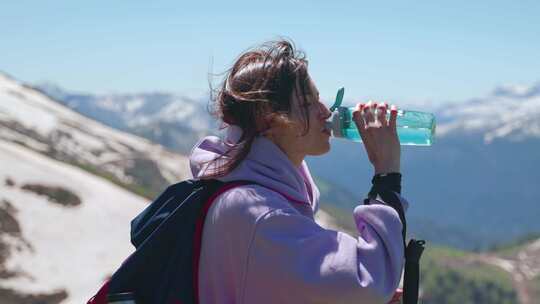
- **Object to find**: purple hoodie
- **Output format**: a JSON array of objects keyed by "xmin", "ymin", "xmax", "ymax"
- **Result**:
[{"xmin": 190, "ymin": 125, "xmax": 408, "ymax": 304}]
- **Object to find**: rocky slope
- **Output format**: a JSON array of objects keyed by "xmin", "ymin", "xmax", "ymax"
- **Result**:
[{"xmin": 0, "ymin": 73, "xmax": 192, "ymax": 198}]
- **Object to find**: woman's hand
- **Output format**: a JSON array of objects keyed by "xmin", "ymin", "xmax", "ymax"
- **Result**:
[{"xmin": 352, "ymin": 101, "xmax": 400, "ymax": 174}]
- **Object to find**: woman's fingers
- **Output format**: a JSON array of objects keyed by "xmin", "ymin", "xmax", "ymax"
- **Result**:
[
  {"xmin": 353, "ymin": 100, "xmax": 401, "ymax": 174},
  {"xmin": 389, "ymin": 104, "xmax": 398, "ymax": 134},
  {"xmin": 352, "ymin": 103, "xmax": 365, "ymax": 127},
  {"xmin": 363, "ymin": 100, "xmax": 376, "ymax": 126},
  {"xmin": 353, "ymin": 103, "xmax": 376, "ymax": 158},
  {"xmin": 353, "ymin": 103, "xmax": 369, "ymax": 142},
  {"xmin": 377, "ymin": 102, "xmax": 388, "ymax": 127}
]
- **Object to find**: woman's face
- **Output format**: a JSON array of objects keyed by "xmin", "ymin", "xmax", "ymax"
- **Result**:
[{"xmin": 266, "ymin": 76, "xmax": 332, "ymax": 165}]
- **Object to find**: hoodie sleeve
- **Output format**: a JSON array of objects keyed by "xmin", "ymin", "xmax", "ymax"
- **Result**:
[{"xmin": 241, "ymin": 200, "xmax": 405, "ymax": 304}]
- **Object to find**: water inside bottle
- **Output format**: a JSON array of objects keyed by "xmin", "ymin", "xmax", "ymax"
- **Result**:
[
  {"xmin": 341, "ymin": 126, "xmax": 434, "ymax": 145},
  {"xmin": 338, "ymin": 108, "xmax": 435, "ymax": 146}
]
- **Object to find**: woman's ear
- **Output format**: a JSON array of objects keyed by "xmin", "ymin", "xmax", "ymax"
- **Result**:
[
  {"xmin": 260, "ymin": 113, "xmax": 278, "ymax": 138},
  {"xmin": 260, "ymin": 113, "xmax": 291, "ymax": 138}
]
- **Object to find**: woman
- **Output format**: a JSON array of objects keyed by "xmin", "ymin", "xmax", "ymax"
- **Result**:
[{"xmin": 190, "ymin": 40, "xmax": 406, "ymax": 304}]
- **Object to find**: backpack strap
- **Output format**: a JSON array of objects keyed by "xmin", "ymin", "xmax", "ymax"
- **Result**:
[
  {"xmin": 365, "ymin": 173, "xmax": 425, "ymax": 304},
  {"xmin": 86, "ymin": 280, "xmax": 110, "ymax": 304},
  {"xmin": 192, "ymin": 180, "xmax": 255, "ymax": 304},
  {"xmin": 403, "ymin": 239, "xmax": 425, "ymax": 304}
]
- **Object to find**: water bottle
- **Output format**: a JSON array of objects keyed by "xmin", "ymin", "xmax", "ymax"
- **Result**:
[{"xmin": 325, "ymin": 88, "xmax": 436, "ymax": 146}]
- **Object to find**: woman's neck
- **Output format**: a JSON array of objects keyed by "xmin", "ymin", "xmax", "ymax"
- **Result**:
[
  {"xmin": 264, "ymin": 134, "xmax": 304, "ymax": 167},
  {"xmin": 284, "ymin": 151, "xmax": 304, "ymax": 167}
]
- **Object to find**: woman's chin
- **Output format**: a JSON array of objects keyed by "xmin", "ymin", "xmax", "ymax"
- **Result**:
[{"xmin": 310, "ymin": 142, "xmax": 331, "ymax": 156}]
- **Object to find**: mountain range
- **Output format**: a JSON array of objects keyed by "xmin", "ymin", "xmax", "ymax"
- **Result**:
[
  {"xmin": 35, "ymin": 76, "xmax": 540, "ymax": 250},
  {"xmin": 35, "ymin": 82, "xmax": 214, "ymax": 154}
]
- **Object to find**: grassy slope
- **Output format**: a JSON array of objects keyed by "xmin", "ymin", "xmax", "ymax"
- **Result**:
[
  {"xmin": 531, "ymin": 276, "xmax": 540, "ymax": 302},
  {"xmin": 420, "ymin": 246, "xmax": 517, "ymax": 304}
]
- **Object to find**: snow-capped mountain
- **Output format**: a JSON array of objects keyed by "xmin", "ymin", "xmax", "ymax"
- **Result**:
[
  {"xmin": 436, "ymin": 83, "xmax": 540, "ymax": 143},
  {"xmin": 35, "ymin": 82, "xmax": 216, "ymax": 154},
  {"xmin": 0, "ymin": 73, "xmax": 192, "ymax": 197}
]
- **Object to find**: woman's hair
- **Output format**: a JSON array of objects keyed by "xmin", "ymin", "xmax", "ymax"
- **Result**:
[{"xmin": 204, "ymin": 39, "xmax": 313, "ymax": 178}]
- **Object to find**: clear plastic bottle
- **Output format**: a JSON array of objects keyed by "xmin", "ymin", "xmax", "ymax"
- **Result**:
[{"xmin": 324, "ymin": 88, "xmax": 436, "ymax": 146}]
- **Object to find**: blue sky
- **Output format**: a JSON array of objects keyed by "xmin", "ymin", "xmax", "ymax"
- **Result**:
[{"xmin": 2, "ymin": 0, "xmax": 539, "ymax": 105}]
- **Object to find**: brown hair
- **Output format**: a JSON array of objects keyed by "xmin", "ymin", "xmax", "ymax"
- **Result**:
[{"xmin": 203, "ymin": 39, "xmax": 313, "ymax": 178}]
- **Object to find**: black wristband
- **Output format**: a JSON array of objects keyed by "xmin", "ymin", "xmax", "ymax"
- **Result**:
[
  {"xmin": 371, "ymin": 172, "xmax": 402, "ymax": 194},
  {"xmin": 366, "ymin": 172, "xmax": 406, "ymax": 245}
]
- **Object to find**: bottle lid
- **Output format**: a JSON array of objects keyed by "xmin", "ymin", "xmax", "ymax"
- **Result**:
[{"xmin": 329, "ymin": 87, "xmax": 345, "ymax": 112}]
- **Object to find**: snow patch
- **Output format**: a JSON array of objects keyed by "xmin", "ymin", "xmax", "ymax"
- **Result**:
[{"xmin": 0, "ymin": 140, "xmax": 148, "ymax": 304}]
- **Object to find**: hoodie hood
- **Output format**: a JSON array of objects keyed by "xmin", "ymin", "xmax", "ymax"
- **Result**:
[{"xmin": 189, "ymin": 125, "xmax": 320, "ymax": 211}]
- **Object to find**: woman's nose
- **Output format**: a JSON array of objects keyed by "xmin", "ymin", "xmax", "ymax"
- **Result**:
[{"xmin": 319, "ymin": 103, "xmax": 332, "ymax": 120}]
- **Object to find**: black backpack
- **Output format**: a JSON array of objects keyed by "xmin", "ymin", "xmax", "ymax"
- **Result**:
[{"xmin": 87, "ymin": 179, "xmax": 253, "ymax": 304}]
